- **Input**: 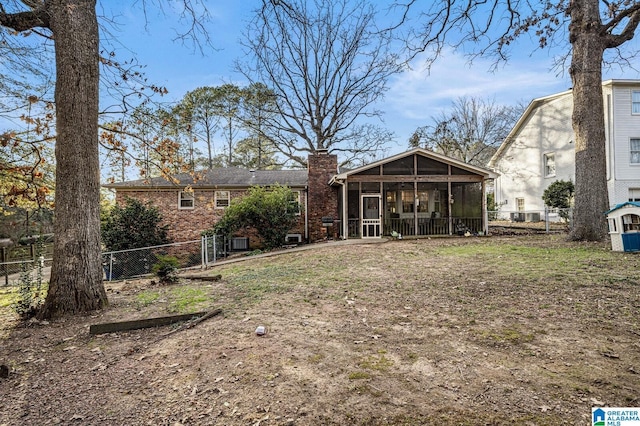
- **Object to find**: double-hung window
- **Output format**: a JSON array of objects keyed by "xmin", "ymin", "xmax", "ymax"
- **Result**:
[
  {"xmin": 631, "ymin": 139, "xmax": 640, "ymax": 164},
  {"xmin": 289, "ymin": 191, "xmax": 301, "ymax": 215},
  {"xmin": 543, "ymin": 152, "xmax": 556, "ymax": 177},
  {"xmin": 215, "ymin": 191, "xmax": 230, "ymax": 208},
  {"xmin": 633, "ymin": 91, "xmax": 640, "ymax": 114},
  {"xmin": 179, "ymin": 191, "xmax": 194, "ymax": 209}
]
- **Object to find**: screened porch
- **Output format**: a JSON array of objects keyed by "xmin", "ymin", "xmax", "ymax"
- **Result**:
[{"xmin": 331, "ymin": 149, "xmax": 496, "ymax": 239}]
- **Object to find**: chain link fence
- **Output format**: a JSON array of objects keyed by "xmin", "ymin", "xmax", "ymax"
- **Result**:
[
  {"xmin": 1, "ymin": 236, "xmax": 237, "ymax": 286},
  {"xmin": 102, "ymin": 236, "xmax": 235, "ymax": 281},
  {"xmin": 488, "ymin": 207, "xmax": 573, "ymax": 231},
  {"xmin": 103, "ymin": 240, "xmax": 204, "ymax": 281},
  {"xmin": 0, "ymin": 242, "xmax": 53, "ymax": 287}
]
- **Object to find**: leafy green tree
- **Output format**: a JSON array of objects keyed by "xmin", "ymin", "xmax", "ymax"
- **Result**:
[
  {"xmin": 231, "ymin": 136, "xmax": 282, "ymax": 170},
  {"xmin": 237, "ymin": 82, "xmax": 280, "ymax": 169},
  {"xmin": 214, "ymin": 84, "xmax": 242, "ymax": 166},
  {"xmin": 543, "ymin": 180, "xmax": 575, "ymax": 222},
  {"xmin": 174, "ymin": 86, "xmax": 220, "ymax": 170},
  {"xmin": 101, "ymin": 197, "xmax": 170, "ymax": 252},
  {"xmin": 207, "ymin": 185, "xmax": 299, "ymax": 250}
]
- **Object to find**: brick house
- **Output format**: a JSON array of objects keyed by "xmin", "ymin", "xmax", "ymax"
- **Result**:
[
  {"xmin": 103, "ymin": 149, "xmax": 496, "ymax": 247},
  {"xmin": 103, "ymin": 152, "xmax": 338, "ymax": 246}
]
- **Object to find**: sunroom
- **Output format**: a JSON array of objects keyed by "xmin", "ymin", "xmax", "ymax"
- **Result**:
[{"xmin": 330, "ymin": 148, "xmax": 498, "ymax": 239}]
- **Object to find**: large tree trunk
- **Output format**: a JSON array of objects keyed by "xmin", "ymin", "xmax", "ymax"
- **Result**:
[
  {"xmin": 568, "ymin": 0, "xmax": 610, "ymax": 242},
  {"xmin": 38, "ymin": 0, "xmax": 107, "ymax": 318}
]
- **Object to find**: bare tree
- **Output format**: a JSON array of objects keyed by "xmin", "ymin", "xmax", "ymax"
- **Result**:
[
  {"xmin": 402, "ymin": 0, "xmax": 640, "ymax": 241},
  {"xmin": 238, "ymin": 0, "xmax": 403, "ymax": 167},
  {"xmin": 409, "ymin": 96, "xmax": 522, "ymax": 167}
]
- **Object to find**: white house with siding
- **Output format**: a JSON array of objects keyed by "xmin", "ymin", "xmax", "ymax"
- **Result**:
[{"xmin": 488, "ymin": 79, "xmax": 640, "ymax": 220}]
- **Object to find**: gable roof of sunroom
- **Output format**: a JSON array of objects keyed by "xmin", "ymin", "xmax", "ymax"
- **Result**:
[{"xmin": 330, "ymin": 147, "xmax": 498, "ymax": 184}]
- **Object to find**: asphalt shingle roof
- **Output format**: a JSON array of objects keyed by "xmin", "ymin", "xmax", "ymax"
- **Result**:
[{"xmin": 103, "ymin": 168, "xmax": 308, "ymax": 189}]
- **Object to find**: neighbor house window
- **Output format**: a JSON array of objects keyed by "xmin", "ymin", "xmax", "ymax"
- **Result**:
[
  {"xmin": 543, "ymin": 152, "xmax": 556, "ymax": 177},
  {"xmin": 178, "ymin": 191, "xmax": 194, "ymax": 209},
  {"xmin": 630, "ymin": 188, "xmax": 640, "ymax": 202},
  {"xmin": 631, "ymin": 139, "xmax": 640, "ymax": 164},
  {"xmin": 633, "ymin": 91, "xmax": 640, "ymax": 114},
  {"xmin": 215, "ymin": 191, "xmax": 230, "ymax": 208}
]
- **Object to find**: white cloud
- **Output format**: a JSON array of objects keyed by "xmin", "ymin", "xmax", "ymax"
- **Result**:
[{"xmin": 386, "ymin": 49, "xmax": 571, "ymax": 122}]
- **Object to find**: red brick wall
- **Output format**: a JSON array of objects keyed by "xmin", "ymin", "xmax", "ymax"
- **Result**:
[
  {"xmin": 115, "ymin": 188, "xmax": 307, "ymax": 246},
  {"xmin": 307, "ymin": 152, "xmax": 339, "ymax": 241}
]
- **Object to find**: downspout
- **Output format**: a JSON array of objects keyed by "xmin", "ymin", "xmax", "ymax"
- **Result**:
[
  {"xmin": 304, "ymin": 187, "xmax": 309, "ymax": 242},
  {"xmin": 606, "ymin": 93, "xmax": 614, "ymax": 183},
  {"xmin": 482, "ymin": 179, "xmax": 488, "ymax": 235}
]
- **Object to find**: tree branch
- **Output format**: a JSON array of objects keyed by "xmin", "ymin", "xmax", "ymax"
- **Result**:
[{"xmin": 0, "ymin": 5, "xmax": 49, "ymax": 31}]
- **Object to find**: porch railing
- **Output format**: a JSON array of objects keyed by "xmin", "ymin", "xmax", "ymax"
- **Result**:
[
  {"xmin": 385, "ymin": 217, "xmax": 483, "ymax": 237},
  {"xmin": 339, "ymin": 217, "xmax": 483, "ymax": 238}
]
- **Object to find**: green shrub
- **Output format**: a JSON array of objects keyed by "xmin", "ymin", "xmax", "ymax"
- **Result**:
[
  {"xmin": 101, "ymin": 197, "xmax": 170, "ymax": 252},
  {"xmin": 542, "ymin": 180, "xmax": 574, "ymax": 221},
  {"xmin": 204, "ymin": 185, "xmax": 299, "ymax": 250},
  {"xmin": 152, "ymin": 255, "xmax": 180, "ymax": 284}
]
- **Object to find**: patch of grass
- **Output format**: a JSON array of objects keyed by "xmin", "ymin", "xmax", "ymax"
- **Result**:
[
  {"xmin": 308, "ymin": 353, "xmax": 324, "ymax": 363},
  {"xmin": 0, "ymin": 287, "xmax": 17, "ymax": 308},
  {"xmin": 359, "ymin": 354, "xmax": 394, "ymax": 371},
  {"xmin": 135, "ymin": 290, "xmax": 160, "ymax": 308},
  {"xmin": 348, "ymin": 371, "xmax": 371, "ymax": 380},
  {"xmin": 168, "ymin": 287, "xmax": 210, "ymax": 313}
]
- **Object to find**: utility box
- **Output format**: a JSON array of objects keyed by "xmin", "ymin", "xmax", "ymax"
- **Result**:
[
  {"xmin": 605, "ymin": 202, "xmax": 640, "ymax": 252},
  {"xmin": 321, "ymin": 216, "xmax": 334, "ymax": 227}
]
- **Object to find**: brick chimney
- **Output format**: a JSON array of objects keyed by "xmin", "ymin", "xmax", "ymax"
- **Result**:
[{"xmin": 307, "ymin": 150, "xmax": 338, "ymax": 241}]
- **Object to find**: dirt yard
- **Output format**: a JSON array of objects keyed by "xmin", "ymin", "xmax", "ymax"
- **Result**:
[{"xmin": 1, "ymin": 234, "xmax": 640, "ymax": 425}]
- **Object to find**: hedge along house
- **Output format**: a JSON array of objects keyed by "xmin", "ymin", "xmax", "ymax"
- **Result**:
[
  {"xmin": 331, "ymin": 148, "xmax": 498, "ymax": 239},
  {"xmin": 103, "ymin": 149, "xmax": 496, "ymax": 246}
]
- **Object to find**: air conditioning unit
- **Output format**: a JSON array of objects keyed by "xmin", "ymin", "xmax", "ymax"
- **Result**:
[
  {"xmin": 510, "ymin": 212, "xmax": 525, "ymax": 222},
  {"xmin": 230, "ymin": 237, "xmax": 250, "ymax": 251},
  {"xmin": 285, "ymin": 233, "xmax": 302, "ymax": 243},
  {"xmin": 525, "ymin": 212, "xmax": 541, "ymax": 222}
]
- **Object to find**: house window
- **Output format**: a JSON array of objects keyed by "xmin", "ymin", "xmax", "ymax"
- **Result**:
[
  {"xmin": 608, "ymin": 218, "xmax": 618, "ymax": 233},
  {"xmin": 516, "ymin": 198, "xmax": 525, "ymax": 212},
  {"xmin": 289, "ymin": 191, "xmax": 301, "ymax": 215},
  {"xmin": 623, "ymin": 214, "xmax": 640, "ymax": 232},
  {"xmin": 543, "ymin": 152, "xmax": 556, "ymax": 177},
  {"xmin": 178, "ymin": 191, "xmax": 194, "ymax": 209},
  {"xmin": 630, "ymin": 188, "xmax": 640, "ymax": 202},
  {"xmin": 417, "ymin": 190, "xmax": 429, "ymax": 213},
  {"xmin": 631, "ymin": 139, "xmax": 640, "ymax": 164},
  {"xmin": 401, "ymin": 190, "xmax": 414, "ymax": 213},
  {"xmin": 215, "ymin": 191, "xmax": 230, "ymax": 208},
  {"xmin": 633, "ymin": 91, "xmax": 640, "ymax": 114}
]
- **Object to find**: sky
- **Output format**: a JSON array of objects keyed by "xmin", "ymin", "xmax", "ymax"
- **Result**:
[{"xmin": 105, "ymin": 0, "xmax": 583, "ymax": 154}]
